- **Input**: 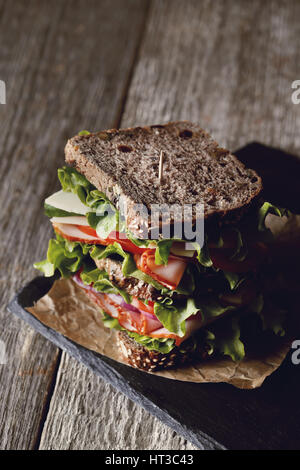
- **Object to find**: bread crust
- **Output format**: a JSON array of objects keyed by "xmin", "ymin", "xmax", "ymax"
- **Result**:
[
  {"xmin": 65, "ymin": 121, "xmax": 263, "ymax": 238},
  {"xmin": 117, "ymin": 330, "xmax": 209, "ymax": 372}
]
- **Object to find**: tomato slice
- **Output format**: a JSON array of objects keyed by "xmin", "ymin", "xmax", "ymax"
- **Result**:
[
  {"xmin": 76, "ymin": 225, "xmax": 100, "ymax": 238},
  {"xmin": 75, "ymin": 226, "xmax": 147, "ymax": 255},
  {"xmin": 105, "ymin": 231, "xmax": 147, "ymax": 255}
]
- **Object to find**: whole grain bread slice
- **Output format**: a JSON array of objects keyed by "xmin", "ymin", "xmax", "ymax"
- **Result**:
[
  {"xmin": 94, "ymin": 257, "xmax": 162, "ymax": 302},
  {"xmin": 65, "ymin": 121, "xmax": 262, "ymax": 238},
  {"xmin": 94, "ymin": 257, "xmax": 186, "ymax": 302},
  {"xmin": 117, "ymin": 331, "xmax": 209, "ymax": 372}
]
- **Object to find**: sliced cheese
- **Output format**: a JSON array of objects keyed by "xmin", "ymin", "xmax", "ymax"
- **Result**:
[
  {"xmin": 45, "ymin": 190, "xmax": 92, "ymax": 215},
  {"xmin": 50, "ymin": 216, "xmax": 89, "ymax": 226}
]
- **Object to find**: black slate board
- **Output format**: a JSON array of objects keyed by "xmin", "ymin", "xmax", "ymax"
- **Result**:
[{"xmin": 7, "ymin": 143, "xmax": 300, "ymax": 450}]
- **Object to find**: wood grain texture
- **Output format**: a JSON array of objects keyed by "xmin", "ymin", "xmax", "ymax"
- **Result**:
[
  {"xmin": 33, "ymin": 0, "xmax": 300, "ymax": 450},
  {"xmin": 3, "ymin": 0, "xmax": 300, "ymax": 451},
  {"xmin": 122, "ymin": 0, "xmax": 300, "ymax": 154},
  {"xmin": 0, "ymin": 0, "xmax": 163, "ymax": 450},
  {"xmin": 39, "ymin": 355, "xmax": 197, "ymax": 450}
]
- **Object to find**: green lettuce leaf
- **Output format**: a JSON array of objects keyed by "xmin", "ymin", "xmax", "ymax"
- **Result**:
[
  {"xmin": 101, "ymin": 312, "xmax": 176, "ymax": 353},
  {"xmin": 228, "ymin": 228, "xmax": 248, "ymax": 261},
  {"xmin": 126, "ymin": 231, "xmax": 150, "ymax": 247},
  {"xmin": 155, "ymin": 239, "xmax": 174, "ymax": 265},
  {"xmin": 78, "ymin": 130, "xmax": 91, "ymax": 136},
  {"xmin": 154, "ymin": 297, "xmax": 199, "ymax": 336},
  {"xmin": 223, "ymin": 271, "xmax": 246, "ymax": 291},
  {"xmin": 101, "ymin": 312, "xmax": 123, "ymax": 331},
  {"xmin": 34, "ymin": 235, "xmax": 91, "ymax": 277},
  {"xmin": 206, "ymin": 316, "xmax": 245, "ymax": 362},
  {"xmin": 193, "ymin": 237, "xmax": 213, "ymax": 267},
  {"xmin": 197, "ymin": 297, "xmax": 236, "ymax": 323},
  {"xmin": 44, "ymin": 203, "xmax": 81, "ymax": 218},
  {"xmin": 126, "ymin": 331, "xmax": 176, "ymax": 354},
  {"xmin": 257, "ymin": 202, "xmax": 290, "ymax": 232},
  {"xmin": 254, "ymin": 294, "xmax": 286, "ymax": 337},
  {"xmin": 57, "ymin": 167, "xmax": 118, "ymax": 238},
  {"xmin": 87, "ymin": 208, "xmax": 119, "ymax": 239},
  {"xmin": 90, "ymin": 242, "xmax": 194, "ymax": 295},
  {"xmin": 80, "ymin": 266, "xmax": 131, "ymax": 303}
]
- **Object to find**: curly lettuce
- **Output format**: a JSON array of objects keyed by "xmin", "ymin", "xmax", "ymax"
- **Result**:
[
  {"xmin": 54, "ymin": 166, "xmax": 119, "ymax": 239},
  {"xmin": 80, "ymin": 267, "xmax": 131, "ymax": 303},
  {"xmin": 206, "ymin": 316, "xmax": 245, "ymax": 362},
  {"xmin": 34, "ymin": 235, "xmax": 91, "ymax": 277},
  {"xmin": 90, "ymin": 242, "xmax": 195, "ymax": 296}
]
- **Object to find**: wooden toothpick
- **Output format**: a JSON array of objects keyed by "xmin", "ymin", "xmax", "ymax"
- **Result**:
[{"xmin": 158, "ymin": 150, "xmax": 164, "ymax": 182}]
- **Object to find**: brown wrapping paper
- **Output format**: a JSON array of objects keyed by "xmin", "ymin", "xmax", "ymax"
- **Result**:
[{"xmin": 26, "ymin": 214, "xmax": 300, "ymax": 389}]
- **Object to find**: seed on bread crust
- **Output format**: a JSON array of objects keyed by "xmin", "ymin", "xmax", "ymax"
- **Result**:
[{"xmin": 117, "ymin": 331, "xmax": 208, "ymax": 372}]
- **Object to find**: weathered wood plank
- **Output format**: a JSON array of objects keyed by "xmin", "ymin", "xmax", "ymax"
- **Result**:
[
  {"xmin": 6, "ymin": 0, "xmax": 300, "ymax": 451},
  {"xmin": 122, "ymin": 0, "xmax": 300, "ymax": 153},
  {"xmin": 39, "ymin": 0, "xmax": 300, "ymax": 450},
  {"xmin": 39, "ymin": 354, "xmax": 197, "ymax": 450},
  {"xmin": 0, "ymin": 0, "xmax": 150, "ymax": 449}
]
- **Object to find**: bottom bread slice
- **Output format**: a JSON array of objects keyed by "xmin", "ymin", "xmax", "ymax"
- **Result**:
[{"xmin": 117, "ymin": 331, "xmax": 209, "ymax": 372}]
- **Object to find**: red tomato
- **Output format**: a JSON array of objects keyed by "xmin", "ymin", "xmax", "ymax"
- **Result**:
[
  {"xmin": 75, "ymin": 225, "xmax": 101, "ymax": 238},
  {"xmin": 75, "ymin": 226, "xmax": 146, "ymax": 255},
  {"xmin": 105, "ymin": 231, "xmax": 147, "ymax": 255}
]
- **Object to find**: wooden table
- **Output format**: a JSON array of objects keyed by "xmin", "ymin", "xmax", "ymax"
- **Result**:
[{"xmin": 1, "ymin": 0, "xmax": 300, "ymax": 450}]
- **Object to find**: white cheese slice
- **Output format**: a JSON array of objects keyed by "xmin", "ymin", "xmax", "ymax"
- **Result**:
[
  {"xmin": 50, "ymin": 216, "xmax": 89, "ymax": 226},
  {"xmin": 45, "ymin": 190, "xmax": 92, "ymax": 215}
]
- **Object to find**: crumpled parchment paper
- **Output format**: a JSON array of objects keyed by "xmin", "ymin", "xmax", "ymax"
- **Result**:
[{"xmin": 26, "ymin": 214, "xmax": 300, "ymax": 389}]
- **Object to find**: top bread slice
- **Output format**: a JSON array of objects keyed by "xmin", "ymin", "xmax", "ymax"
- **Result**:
[{"xmin": 65, "ymin": 121, "xmax": 262, "ymax": 238}]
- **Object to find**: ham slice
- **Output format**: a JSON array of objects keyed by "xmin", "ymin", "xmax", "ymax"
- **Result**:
[
  {"xmin": 53, "ymin": 223, "xmax": 104, "ymax": 244},
  {"xmin": 72, "ymin": 271, "xmax": 207, "ymax": 346},
  {"xmin": 134, "ymin": 250, "xmax": 187, "ymax": 290},
  {"xmin": 75, "ymin": 279, "xmax": 164, "ymax": 335},
  {"xmin": 148, "ymin": 315, "xmax": 204, "ymax": 346},
  {"xmin": 54, "ymin": 223, "xmax": 188, "ymax": 290}
]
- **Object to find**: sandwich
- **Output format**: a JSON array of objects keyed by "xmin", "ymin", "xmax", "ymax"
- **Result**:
[{"xmin": 35, "ymin": 121, "xmax": 289, "ymax": 371}]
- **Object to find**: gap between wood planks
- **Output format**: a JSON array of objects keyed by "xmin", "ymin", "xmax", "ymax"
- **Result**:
[
  {"xmin": 32, "ymin": 350, "xmax": 62, "ymax": 450},
  {"xmin": 113, "ymin": 0, "xmax": 152, "ymax": 130},
  {"xmin": 31, "ymin": 1, "xmax": 152, "ymax": 449}
]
